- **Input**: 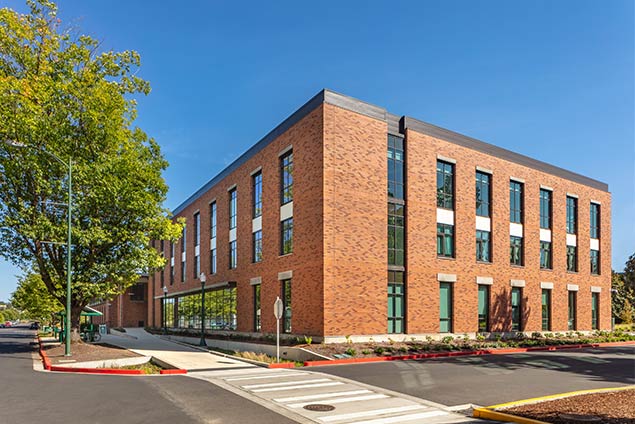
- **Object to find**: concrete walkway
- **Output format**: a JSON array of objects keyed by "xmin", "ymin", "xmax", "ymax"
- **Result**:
[{"xmin": 101, "ymin": 328, "xmax": 256, "ymax": 371}]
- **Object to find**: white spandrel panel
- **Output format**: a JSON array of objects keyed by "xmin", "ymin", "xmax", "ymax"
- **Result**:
[
  {"xmin": 540, "ymin": 229, "xmax": 552, "ymax": 242},
  {"xmin": 437, "ymin": 208, "xmax": 454, "ymax": 226},
  {"xmin": 280, "ymin": 202, "xmax": 293, "ymax": 221},
  {"xmin": 210, "ymin": 238, "xmax": 216, "ymax": 250},
  {"xmin": 510, "ymin": 223, "xmax": 523, "ymax": 237},
  {"xmin": 252, "ymin": 216, "xmax": 262, "ymax": 232},
  {"xmin": 229, "ymin": 228, "xmax": 237, "ymax": 242},
  {"xmin": 476, "ymin": 216, "xmax": 491, "ymax": 232},
  {"xmin": 590, "ymin": 238, "xmax": 600, "ymax": 251},
  {"xmin": 566, "ymin": 234, "xmax": 577, "ymax": 247}
]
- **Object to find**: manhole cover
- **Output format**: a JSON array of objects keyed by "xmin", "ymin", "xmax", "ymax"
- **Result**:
[
  {"xmin": 303, "ymin": 404, "xmax": 335, "ymax": 412},
  {"xmin": 558, "ymin": 413, "xmax": 602, "ymax": 422}
]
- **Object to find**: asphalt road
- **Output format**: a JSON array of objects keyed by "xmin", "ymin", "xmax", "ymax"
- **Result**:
[
  {"xmin": 0, "ymin": 326, "xmax": 296, "ymax": 424},
  {"xmin": 311, "ymin": 346, "xmax": 635, "ymax": 407}
]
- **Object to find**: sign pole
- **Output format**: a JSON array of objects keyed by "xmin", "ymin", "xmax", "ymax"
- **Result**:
[{"xmin": 274, "ymin": 296, "xmax": 283, "ymax": 363}]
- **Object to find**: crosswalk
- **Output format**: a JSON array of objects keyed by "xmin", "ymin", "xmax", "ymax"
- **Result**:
[{"xmin": 189, "ymin": 368, "xmax": 486, "ymax": 423}]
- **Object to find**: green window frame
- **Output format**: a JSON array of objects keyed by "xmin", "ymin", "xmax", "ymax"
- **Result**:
[
  {"xmin": 590, "ymin": 203, "xmax": 600, "ymax": 239},
  {"xmin": 282, "ymin": 279, "xmax": 292, "ymax": 333},
  {"xmin": 440, "ymin": 282, "xmax": 453, "ymax": 333},
  {"xmin": 591, "ymin": 292, "xmax": 599, "ymax": 330},
  {"xmin": 566, "ymin": 246, "xmax": 577, "ymax": 272},
  {"xmin": 478, "ymin": 284, "xmax": 490, "ymax": 332},
  {"xmin": 539, "ymin": 189, "xmax": 551, "ymax": 229},
  {"xmin": 511, "ymin": 287, "xmax": 522, "ymax": 331},
  {"xmin": 510, "ymin": 236, "xmax": 523, "ymax": 266},
  {"xmin": 568, "ymin": 291, "xmax": 577, "ymax": 330},
  {"xmin": 590, "ymin": 250, "xmax": 600, "ymax": 275},
  {"xmin": 387, "ymin": 271, "xmax": 404, "ymax": 334},
  {"xmin": 387, "ymin": 135, "xmax": 404, "ymax": 200},
  {"xmin": 476, "ymin": 230, "xmax": 491, "ymax": 262},
  {"xmin": 281, "ymin": 218, "xmax": 293, "ymax": 255},
  {"xmin": 437, "ymin": 224, "xmax": 454, "ymax": 258},
  {"xmin": 509, "ymin": 181, "xmax": 523, "ymax": 223},
  {"xmin": 388, "ymin": 203, "xmax": 405, "ymax": 265},
  {"xmin": 541, "ymin": 289, "xmax": 551, "ymax": 331},
  {"xmin": 540, "ymin": 241, "xmax": 552, "ymax": 270},
  {"xmin": 436, "ymin": 160, "xmax": 454, "ymax": 209},
  {"xmin": 475, "ymin": 171, "xmax": 491, "ymax": 217},
  {"xmin": 566, "ymin": 196, "xmax": 577, "ymax": 234}
]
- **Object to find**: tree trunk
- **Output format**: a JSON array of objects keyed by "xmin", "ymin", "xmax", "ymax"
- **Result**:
[{"xmin": 70, "ymin": 305, "xmax": 82, "ymax": 343}]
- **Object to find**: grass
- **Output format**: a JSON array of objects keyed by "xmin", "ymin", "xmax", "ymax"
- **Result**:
[
  {"xmin": 100, "ymin": 361, "xmax": 164, "ymax": 374},
  {"xmin": 208, "ymin": 346, "xmax": 301, "ymax": 366},
  {"xmin": 614, "ymin": 323, "xmax": 635, "ymax": 331}
]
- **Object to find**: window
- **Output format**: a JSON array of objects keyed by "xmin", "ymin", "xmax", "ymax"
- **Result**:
[
  {"xmin": 591, "ymin": 292, "xmax": 599, "ymax": 330},
  {"xmin": 510, "ymin": 236, "xmax": 523, "ymax": 266},
  {"xmin": 509, "ymin": 181, "xmax": 523, "ymax": 223},
  {"xmin": 388, "ymin": 271, "xmax": 404, "ymax": 334},
  {"xmin": 436, "ymin": 160, "xmax": 454, "ymax": 209},
  {"xmin": 590, "ymin": 250, "xmax": 600, "ymax": 275},
  {"xmin": 163, "ymin": 297, "xmax": 175, "ymax": 328},
  {"xmin": 254, "ymin": 284, "xmax": 261, "ymax": 332},
  {"xmin": 229, "ymin": 240, "xmax": 237, "ymax": 269},
  {"xmin": 282, "ymin": 279, "xmax": 291, "ymax": 333},
  {"xmin": 566, "ymin": 196, "xmax": 577, "ymax": 234},
  {"xmin": 281, "ymin": 218, "xmax": 293, "ymax": 255},
  {"xmin": 511, "ymin": 287, "xmax": 522, "ymax": 331},
  {"xmin": 229, "ymin": 189, "xmax": 237, "ymax": 230},
  {"xmin": 539, "ymin": 189, "xmax": 552, "ymax": 229},
  {"xmin": 253, "ymin": 230, "xmax": 262, "ymax": 263},
  {"xmin": 170, "ymin": 243, "xmax": 175, "ymax": 285},
  {"xmin": 478, "ymin": 285, "xmax": 490, "ymax": 332},
  {"xmin": 252, "ymin": 172, "xmax": 262, "ymax": 218},
  {"xmin": 387, "ymin": 135, "xmax": 404, "ymax": 199},
  {"xmin": 437, "ymin": 224, "xmax": 454, "ymax": 258},
  {"xmin": 542, "ymin": 289, "xmax": 551, "ymax": 331},
  {"xmin": 476, "ymin": 230, "xmax": 491, "ymax": 262},
  {"xmin": 194, "ymin": 212, "xmax": 200, "ymax": 278},
  {"xmin": 540, "ymin": 241, "xmax": 552, "ymax": 270},
  {"xmin": 210, "ymin": 202, "xmax": 217, "ymax": 239},
  {"xmin": 281, "ymin": 151, "xmax": 293, "ymax": 204},
  {"xmin": 440, "ymin": 282, "xmax": 453, "ymax": 333},
  {"xmin": 568, "ymin": 291, "xmax": 577, "ymax": 330},
  {"xmin": 567, "ymin": 246, "xmax": 577, "ymax": 272},
  {"xmin": 590, "ymin": 203, "xmax": 600, "ymax": 239},
  {"xmin": 180, "ymin": 226, "xmax": 186, "ymax": 282},
  {"xmin": 175, "ymin": 288, "xmax": 236, "ymax": 330},
  {"xmin": 129, "ymin": 283, "xmax": 146, "ymax": 302},
  {"xmin": 210, "ymin": 248, "xmax": 216, "ymax": 274},
  {"xmin": 388, "ymin": 203, "xmax": 405, "ymax": 265},
  {"xmin": 475, "ymin": 171, "xmax": 491, "ymax": 217}
]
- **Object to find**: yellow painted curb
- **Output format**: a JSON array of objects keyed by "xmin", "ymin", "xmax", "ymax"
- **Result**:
[{"xmin": 473, "ymin": 385, "xmax": 635, "ymax": 423}]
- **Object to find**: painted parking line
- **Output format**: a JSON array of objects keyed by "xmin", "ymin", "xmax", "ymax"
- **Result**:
[
  {"xmin": 251, "ymin": 381, "xmax": 344, "ymax": 393},
  {"xmin": 348, "ymin": 410, "xmax": 448, "ymax": 424},
  {"xmin": 273, "ymin": 389, "xmax": 372, "ymax": 403},
  {"xmin": 287, "ymin": 393, "xmax": 389, "ymax": 409},
  {"xmin": 225, "ymin": 372, "xmax": 308, "ymax": 382},
  {"xmin": 242, "ymin": 378, "xmax": 331, "ymax": 389},
  {"xmin": 318, "ymin": 405, "xmax": 426, "ymax": 422}
]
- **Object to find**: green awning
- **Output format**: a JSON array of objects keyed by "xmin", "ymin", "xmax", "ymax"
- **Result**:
[{"xmin": 57, "ymin": 305, "xmax": 103, "ymax": 317}]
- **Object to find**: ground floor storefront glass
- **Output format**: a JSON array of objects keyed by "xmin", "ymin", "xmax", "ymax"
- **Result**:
[{"xmin": 170, "ymin": 287, "xmax": 237, "ymax": 330}]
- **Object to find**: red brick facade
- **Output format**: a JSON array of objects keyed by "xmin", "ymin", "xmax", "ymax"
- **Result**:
[
  {"xmin": 93, "ymin": 277, "xmax": 149, "ymax": 328},
  {"xmin": 150, "ymin": 90, "xmax": 611, "ymax": 340}
]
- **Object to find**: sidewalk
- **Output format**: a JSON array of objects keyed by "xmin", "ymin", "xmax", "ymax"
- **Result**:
[{"xmin": 101, "ymin": 328, "xmax": 256, "ymax": 371}]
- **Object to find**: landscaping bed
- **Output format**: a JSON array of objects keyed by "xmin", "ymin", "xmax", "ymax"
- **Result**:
[
  {"xmin": 503, "ymin": 388, "xmax": 635, "ymax": 423},
  {"xmin": 44, "ymin": 342, "xmax": 141, "ymax": 365}
]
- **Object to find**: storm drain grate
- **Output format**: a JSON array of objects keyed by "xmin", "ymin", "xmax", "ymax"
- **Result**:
[{"xmin": 303, "ymin": 404, "xmax": 335, "ymax": 412}]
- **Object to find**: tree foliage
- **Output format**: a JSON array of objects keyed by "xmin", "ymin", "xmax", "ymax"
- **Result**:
[
  {"xmin": 612, "ymin": 253, "xmax": 635, "ymax": 324},
  {"xmin": 11, "ymin": 273, "xmax": 61, "ymax": 323},
  {"xmin": 0, "ymin": 1, "xmax": 181, "ymax": 331}
]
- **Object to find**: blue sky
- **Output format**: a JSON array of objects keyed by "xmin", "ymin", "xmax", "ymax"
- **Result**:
[{"xmin": 0, "ymin": 0, "xmax": 633, "ymax": 301}]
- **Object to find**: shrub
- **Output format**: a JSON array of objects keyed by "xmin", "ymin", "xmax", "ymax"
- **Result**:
[
  {"xmin": 361, "ymin": 349, "xmax": 371, "ymax": 355},
  {"xmin": 374, "ymin": 346, "xmax": 385, "ymax": 355},
  {"xmin": 441, "ymin": 336, "xmax": 454, "ymax": 344},
  {"xmin": 303, "ymin": 335, "xmax": 312, "ymax": 345},
  {"xmin": 345, "ymin": 348, "xmax": 356, "ymax": 357}
]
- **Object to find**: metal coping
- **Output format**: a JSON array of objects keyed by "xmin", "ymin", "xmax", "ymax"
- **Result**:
[{"xmin": 172, "ymin": 89, "xmax": 608, "ymax": 215}]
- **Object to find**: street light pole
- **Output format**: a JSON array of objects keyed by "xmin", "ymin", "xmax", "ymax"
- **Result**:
[
  {"xmin": 199, "ymin": 272, "xmax": 207, "ymax": 347},
  {"xmin": 162, "ymin": 286, "xmax": 168, "ymax": 335},
  {"xmin": 2, "ymin": 140, "xmax": 72, "ymax": 356}
]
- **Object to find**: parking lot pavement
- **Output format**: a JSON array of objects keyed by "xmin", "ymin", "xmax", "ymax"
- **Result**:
[{"xmin": 189, "ymin": 367, "xmax": 490, "ymax": 423}]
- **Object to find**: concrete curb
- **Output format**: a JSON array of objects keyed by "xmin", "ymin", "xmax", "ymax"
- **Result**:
[
  {"xmin": 473, "ymin": 385, "xmax": 635, "ymax": 423},
  {"xmin": 303, "ymin": 340, "xmax": 635, "ymax": 367},
  {"xmin": 37, "ymin": 336, "xmax": 187, "ymax": 376}
]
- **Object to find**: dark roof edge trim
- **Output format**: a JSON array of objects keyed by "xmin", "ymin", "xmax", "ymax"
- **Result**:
[{"xmin": 404, "ymin": 117, "xmax": 609, "ymax": 192}]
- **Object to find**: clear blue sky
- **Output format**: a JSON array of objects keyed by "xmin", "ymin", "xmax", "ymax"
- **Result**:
[{"xmin": 0, "ymin": 0, "xmax": 633, "ymax": 301}]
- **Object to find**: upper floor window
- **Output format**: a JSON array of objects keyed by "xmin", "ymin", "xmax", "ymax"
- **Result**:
[
  {"xmin": 540, "ymin": 241, "xmax": 552, "ymax": 269},
  {"xmin": 388, "ymin": 203, "xmax": 405, "ymax": 266},
  {"xmin": 437, "ymin": 224, "xmax": 454, "ymax": 258},
  {"xmin": 253, "ymin": 230, "xmax": 263, "ymax": 263},
  {"xmin": 194, "ymin": 212, "xmax": 200, "ymax": 247},
  {"xmin": 475, "ymin": 171, "xmax": 491, "ymax": 217},
  {"xmin": 387, "ymin": 135, "xmax": 404, "ymax": 200},
  {"xmin": 509, "ymin": 181, "xmax": 523, "ymax": 223},
  {"xmin": 229, "ymin": 189, "xmax": 237, "ymax": 230},
  {"xmin": 510, "ymin": 236, "xmax": 523, "ymax": 266},
  {"xmin": 229, "ymin": 240, "xmax": 237, "ymax": 269},
  {"xmin": 566, "ymin": 196, "xmax": 577, "ymax": 234},
  {"xmin": 437, "ymin": 160, "xmax": 454, "ymax": 209},
  {"xmin": 210, "ymin": 202, "xmax": 217, "ymax": 239},
  {"xmin": 590, "ymin": 250, "xmax": 600, "ymax": 275},
  {"xmin": 281, "ymin": 151, "xmax": 293, "ymax": 204},
  {"xmin": 252, "ymin": 171, "xmax": 262, "ymax": 218},
  {"xmin": 590, "ymin": 203, "xmax": 600, "ymax": 239},
  {"xmin": 180, "ymin": 225, "xmax": 186, "ymax": 253},
  {"xmin": 539, "ymin": 189, "xmax": 552, "ymax": 229},
  {"xmin": 476, "ymin": 230, "xmax": 491, "ymax": 262},
  {"xmin": 281, "ymin": 218, "xmax": 293, "ymax": 255},
  {"xmin": 566, "ymin": 245, "xmax": 577, "ymax": 272}
]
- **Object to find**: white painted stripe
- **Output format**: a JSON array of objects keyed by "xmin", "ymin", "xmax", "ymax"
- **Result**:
[
  {"xmin": 349, "ymin": 410, "xmax": 448, "ymax": 424},
  {"xmin": 274, "ymin": 389, "xmax": 371, "ymax": 403},
  {"xmin": 288, "ymin": 394, "xmax": 389, "ymax": 409},
  {"xmin": 252, "ymin": 382, "xmax": 344, "ymax": 393},
  {"xmin": 243, "ymin": 378, "xmax": 330, "ymax": 389},
  {"xmin": 226, "ymin": 372, "xmax": 307, "ymax": 382},
  {"xmin": 319, "ymin": 405, "xmax": 426, "ymax": 422}
]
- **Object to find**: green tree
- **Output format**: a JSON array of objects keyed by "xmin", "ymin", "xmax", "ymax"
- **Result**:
[
  {"xmin": 624, "ymin": 253, "xmax": 635, "ymax": 291},
  {"xmin": 612, "ymin": 270, "xmax": 635, "ymax": 324},
  {"xmin": 11, "ymin": 273, "xmax": 62, "ymax": 324},
  {"xmin": 0, "ymin": 1, "xmax": 181, "ymax": 339}
]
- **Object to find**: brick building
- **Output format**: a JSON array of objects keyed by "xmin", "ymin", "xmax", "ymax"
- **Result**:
[
  {"xmin": 92, "ymin": 276, "xmax": 149, "ymax": 328},
  {"xmin": 150, "ymin": 89, "xmax": 611, "ymax": 342}
]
